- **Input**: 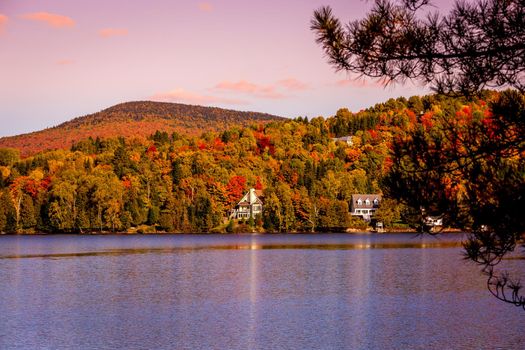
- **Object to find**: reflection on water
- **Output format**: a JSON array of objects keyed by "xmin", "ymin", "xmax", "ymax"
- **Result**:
[
  {"xmin": 0, "ymin": 241, "xmax": 464, "ymax": 260},
  {"xmin": 0, "ymin": 233, "xmax": 523, "ymax": 350},
  {"xmin": 0, "ymin": 232, "xmax": 464, "ymax": 260}
]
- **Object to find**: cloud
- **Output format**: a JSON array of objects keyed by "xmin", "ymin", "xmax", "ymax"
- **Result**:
[
  {"xmin": 0, "ymin": 14, "xmax": 8, "ymax": 35},
  {"xmin": 277, "ymin": 78, "xmax": 309, "ymax": 91},
  {"xmin": 214, "ymin": 80, "xmax": 286, "ymax": 99},
  {"xmin": 334, "ymin": 78, "xmax": 386, "ymax": 88},
  {"xmin": 56, "ymin": 59, "xmax": 75, "ymax": 65},
  {"xmin": 20, "ymin": 12, "xmax": 75, "ymax": 28},
  {"xmin": 198, "ymin": 2, "xmax": 213, "ymax": 12},
  {"xmin": 98, "ymin": 28, "xmax": 128, "ymax": 38},
  {"xmin": 151, "ymin": 88, "xmax": 247, "ymax": 105}
]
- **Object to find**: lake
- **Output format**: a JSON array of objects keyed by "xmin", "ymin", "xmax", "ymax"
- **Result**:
[{"xmin": 0, "ymin": 233, "xmax": 523, "ymax": 349}]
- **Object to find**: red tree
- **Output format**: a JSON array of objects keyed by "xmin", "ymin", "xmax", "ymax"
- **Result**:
[{"xmin": 226, "ymin": 175, "xmax": 247, "ymax": 206}]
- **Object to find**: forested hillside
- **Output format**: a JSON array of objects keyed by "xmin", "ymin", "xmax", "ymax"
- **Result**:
[
  {"xmin": 0, "ymin": 101, "xmax": 284, "ymax": 157},
  {"xmin": 0, "ymin": 91, "xmax": 516, "ymax": 234}
]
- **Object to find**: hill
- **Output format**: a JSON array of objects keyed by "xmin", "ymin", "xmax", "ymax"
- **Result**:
[{"xmin": 0, "ymin": 101, "xmax": 285, "ymax": 156}]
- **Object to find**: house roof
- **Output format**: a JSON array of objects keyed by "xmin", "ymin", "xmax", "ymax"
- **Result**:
[
  {"xmin": 351, "ymin": 194, "xmax": 381, "ymax": 209},
  {"xmin": 332, "ymin": 136, "xmax": 352, "ymax": 142},
  {"xmin": 236, "ymin": 188, "xmax": 263, "ymax": 207}
]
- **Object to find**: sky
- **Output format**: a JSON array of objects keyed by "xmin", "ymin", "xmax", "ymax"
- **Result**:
[{"xmin": 0, "ymin": 0, "xmax": 454, "ymax": 137}]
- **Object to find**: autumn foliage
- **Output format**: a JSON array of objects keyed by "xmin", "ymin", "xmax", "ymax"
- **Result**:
[
  {"xmin": 0, "ymin": 101, "xmax": 284, "ymax": 157},
  {"xmin": 0, "ymin": 91, "xmax": 521, "ymax": 235}
]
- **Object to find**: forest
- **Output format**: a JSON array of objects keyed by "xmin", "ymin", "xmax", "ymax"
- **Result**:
[
  {"xmin": 0, "ymin": 90, "xmax": 520, "ymax": 234},
  {"xmin": 0, "ymin": 101, "xmax": 284, "ymax": 157}
]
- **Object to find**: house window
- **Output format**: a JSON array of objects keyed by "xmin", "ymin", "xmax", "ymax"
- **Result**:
[
  {"xmin": 365, "ymin": 199, "xmax": 370, "ymax": 205},
  {"xmin": 373, "ymin": 199, "xmax": 379, "ymax": 205},
  {"xmin": 357, "ymin": 199, "xmax": 362, "ymax": 205}
]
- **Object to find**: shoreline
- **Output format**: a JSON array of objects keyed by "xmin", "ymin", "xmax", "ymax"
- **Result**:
[{"xmin": 1, "ymin": 228, "xmax": 464, "ymax": 236}]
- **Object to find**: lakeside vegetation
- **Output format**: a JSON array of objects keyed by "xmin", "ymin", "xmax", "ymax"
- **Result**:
[{"xmin": 0, "ymin": 90, "xmax": 520, "ymax": 234}]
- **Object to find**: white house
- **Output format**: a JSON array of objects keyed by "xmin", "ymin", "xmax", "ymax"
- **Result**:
[
  {"xmin": 350, "ymin": 194, "xmax": 381, "ymax": 221},
  {"xmin": 230, "ymin": 188, "xmax": 263, "ymax": 220},
  {"xmin": 424, "ymin": 216, "xmax": 443, "ymax": 227},
  {"xmin": 332, "ymin": 136, "xmax": 354, "ymax": 146}
]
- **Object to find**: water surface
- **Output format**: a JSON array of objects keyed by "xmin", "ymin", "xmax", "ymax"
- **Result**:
[{"xmin": 0, "ymin": 233, "xmax": 523, "ymax": 349}]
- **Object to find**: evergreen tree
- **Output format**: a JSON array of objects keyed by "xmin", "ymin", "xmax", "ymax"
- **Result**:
[
  {"xmin": 2, "ymin": 190, "xmax": 18, "ymax": 232},
  {"xmin": 20, "ymin": 194, "xmax": 36, "ymax": 229},
  {"xmin": 172, "ymin": 159, "xmax": 184, "ymax": 186},
  {"xmin": 147, "ymin": 206, "xmax": 160, "ymax": 225},
  {"xmin": 226, "ymin": 219, "xmax": 234, "ymax": 233},
  {"xmin": 0, "ymin": 195, "xmax": 7, "ymax": 232}
]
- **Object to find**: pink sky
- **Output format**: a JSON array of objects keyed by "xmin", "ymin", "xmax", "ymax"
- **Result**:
[{"xmin": 0, "ymin": 0, "xmax": 454, "ymax": 137}]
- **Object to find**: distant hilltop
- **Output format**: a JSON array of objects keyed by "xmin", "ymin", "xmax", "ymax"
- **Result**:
[{"xmin": 0, "ymin": 101, "xmax": 285, "ymax": 156}]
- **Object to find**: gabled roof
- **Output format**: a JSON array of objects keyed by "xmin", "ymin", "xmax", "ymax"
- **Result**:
[
  {"xmin": 351, "ymin": 194, "xmax": 381, "ymax": 209},
  {"xmin": 236, "ymin": 188, "xmax": 263, "ymax": 207}
]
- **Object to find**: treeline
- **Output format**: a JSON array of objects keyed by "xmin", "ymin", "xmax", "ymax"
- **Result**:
[
  {"xmin": 0, "ymin": 91, "xmax": 509, "ymax": 233},
  {"xmin": 62, "ymin": 101, "xmax": 284, "ymax": 129}
]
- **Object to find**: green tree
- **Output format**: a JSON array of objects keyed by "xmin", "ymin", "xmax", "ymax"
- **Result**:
[
  {"xmin": 48, "ymin": 201, "xmax": 71, "ymax": 232},
  {"xmin": 113, "ymin": 144, "xmax": 137, "ymax": 178},
  {"xmin": 3, "ymin": 191, "xmax": 18, "ymax": 233},
  {"xmin": 90, "ymin": 170, "xmax": 124, "ymax": 231},
  {"xmin": 75, "ymin": 182, "xmax": 92, "ymax": 232},
  {"xmin": 171, "ymin": 159, "xmax": 184, "ymax": 186},
  {"xmin": 194, "ymin": 195, "xmax": 213, "ymax": 232},
  {"xmin": 20, "ymin": 194, "xmax": 36, "ymax": 229},
  {"xmin": 226, "ymin": 219, "xmax": 234, "ymax": 233},
  {"xmin": 0, "ymin": 193, "xmax": 7, "ymax": 232},
  {"xmin": 373, "ymin": 198, "xmax": 404, "ymax": 228},
  {"xmin": 275, "ymin": 183, "xmax": 295, "ymax": 231},
  {"xmin": 263, "ymin": 192, "xmax": 281, "ymax": 232},
  {"xmin": 147, "ymin": 205, "xmax": 160, "ymax": 225},
  {"xmin": 0, "ymin": 148, "xmax": 20, "ymax": 167},
  {"xmin": 105, "ymin": 200, "xmax": 122, "ymax": 232},
  {"xmin": 293, "ymin": 187, "xmax": 318, "ymax": 232},
  {"xmin": 318, "ymin": 199, "xmax": 350, "ymax": 231},
  {"xmin": 48, "ymin": 173, "xmax": 79, "ymax": 231}
]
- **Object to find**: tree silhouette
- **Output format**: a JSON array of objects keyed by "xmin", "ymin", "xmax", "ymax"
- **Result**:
[
  {"xmin": 312, "ymin": 0, "xmax": 524, "ymax": 309},
  {"xmin": 311, "ymin": 0, "xmax": 524, "ymax": 94}
]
